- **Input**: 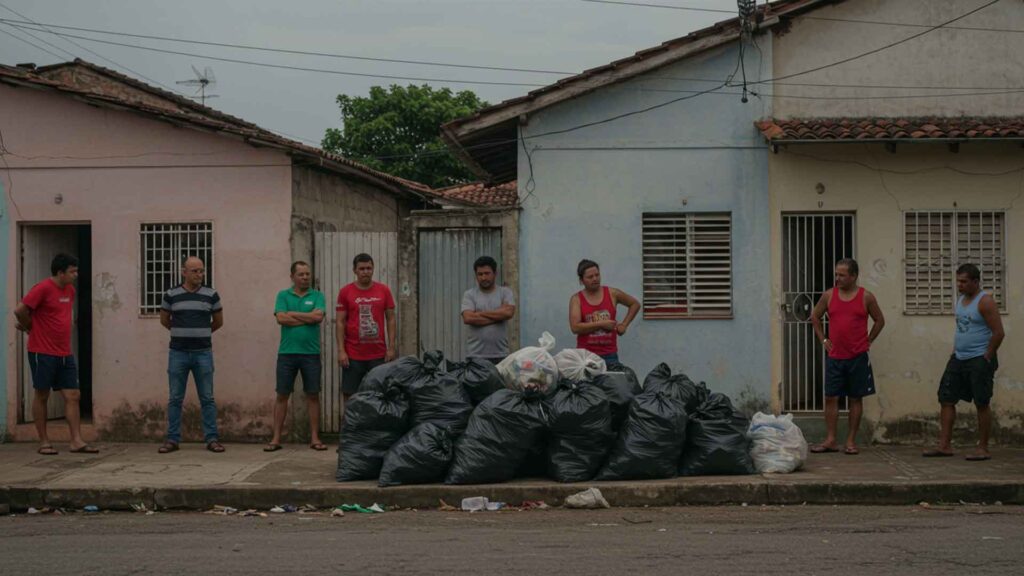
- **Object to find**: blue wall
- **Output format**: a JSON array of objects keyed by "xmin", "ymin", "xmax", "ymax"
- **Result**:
[
  {"xmin": 0, "ymin": 181, "xmax": 8, "ymax": 440},
  {"xmin": 517, "ymin": 40, "xmax": 773, "ymax": 401}
]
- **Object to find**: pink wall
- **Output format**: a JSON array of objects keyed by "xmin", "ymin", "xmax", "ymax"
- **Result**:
[{"xmin": 2, "ymin": 84, "xmax": 293, "ymax": 441}]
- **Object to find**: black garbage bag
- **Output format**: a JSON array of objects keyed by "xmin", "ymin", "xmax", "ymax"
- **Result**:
[
  {"xmin": 336, "ymin": 383, "xmax": 410, "ymax": 482},
  {"xmin": 593, "ymin": 365, "xmax": 642, "ymax": 431},
  {"xmin": 679, "ymin": 393, "xmax": 755, "ymax": 476},
  {"xmin": 359, "ymin": 356, "xmax": 424, "ymax": 393},
  {"xmin": 378, "ymin": 422, "xmax": 454, "ymax": 487},
  {"xmin": 643, "ymin": 363, "xmax": 709, "ymax": 414},
  {"xmin": 407, "ymin": 351, "xmax": 473, "ymax": 437},
  {"xmin": 546, "ymin": 380, "xmax": 614, "ymax": 483},
  {"xmin": 445, "ymin": 389, "xmax": 548, "ymax": 485},
  {"xmin": 595, "ymin": 387, "xmax": 689, "ymax": 481},
  {"xmin": 446, "ymin": 358, "xmax": 504, "ymax": 405},
  {"xmin": 516, "ymin": 432, "xmax": 549, "ymax": 478}
]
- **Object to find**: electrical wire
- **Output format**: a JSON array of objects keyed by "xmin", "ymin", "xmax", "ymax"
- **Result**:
[
  {"xmin": 0, "ymin": 2, "xmax": 187, "ymax": 97},
  {"xmin": 2, "ymin": 23, "xmax": 550, "ymax": 88},
  {"xmin": 0, "ymin": 17, "xmax": 574, "ymax": 76},
  {"xmin": 0, "ymin": 24, "xmax": 64, "ymax": 59},
  {"xmin": 0, "ymin": 20, "xmax": 75, "ymax": 59},
  {"xmin": 580, "ymin": 0, "xmax": 733, "ymax": 14}
]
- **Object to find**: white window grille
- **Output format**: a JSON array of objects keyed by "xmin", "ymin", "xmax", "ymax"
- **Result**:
[
  {"xmin": 904, "ymin": 210, "xmax": 1005, "ymax": 314},
  {"xmin": 642, "ymin": 212, "xmax": 732, "ymax": 319},
  {"xmin": 139, "ymin": 222, "xmax": 214, "ymax": 314}
]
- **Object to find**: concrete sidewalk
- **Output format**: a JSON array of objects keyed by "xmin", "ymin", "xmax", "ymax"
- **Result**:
[{"xmin": 1, "ymin": 442, "xmax": 1021, "ymax": 512}]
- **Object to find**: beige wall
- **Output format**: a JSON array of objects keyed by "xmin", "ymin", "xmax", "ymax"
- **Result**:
[
  {"xmin": 768, "ymin": 142, "xmax": 1024, "ymax": 443},
  {"xmin": 772, "ymin": 0, "xmax": 1024, "ymax": 118},
  {"xmin": 2, "ymin": 84, "xmax": 293, "ymax": 441}
]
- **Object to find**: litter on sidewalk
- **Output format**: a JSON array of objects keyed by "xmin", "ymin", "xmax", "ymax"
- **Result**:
[{"xmin": 564, "ymin": 488, "xmax": 610, "ymax": 509}]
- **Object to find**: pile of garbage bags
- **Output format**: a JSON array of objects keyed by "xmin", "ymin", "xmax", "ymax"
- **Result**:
[{"xmin": 338, "ymin": 336, "xmax": 804, "ymax": 486}]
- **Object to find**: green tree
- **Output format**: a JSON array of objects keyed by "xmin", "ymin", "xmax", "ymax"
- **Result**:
[{"xmin": 322, "ymin": 84, "xmax": 488, "ymax": 188}]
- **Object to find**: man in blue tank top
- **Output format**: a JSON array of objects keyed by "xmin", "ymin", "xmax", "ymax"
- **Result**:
[{"xmin": 924, "ymin": 264, "xmax": 1004, "ymax": 461}]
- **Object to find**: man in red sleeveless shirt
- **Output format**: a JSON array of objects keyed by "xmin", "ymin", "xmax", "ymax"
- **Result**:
[
  {"xmin": 569, "ymin": 259, "xmax": 640, "ymax": 365},
  {"xmin": 810, "ymin": 258, "xmax": 886, "ymax": 455}
]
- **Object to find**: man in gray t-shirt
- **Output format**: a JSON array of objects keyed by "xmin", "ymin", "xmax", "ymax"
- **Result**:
[{"xmin": 461, "ymin": 256, "xmax": 516, "ymax": 363}]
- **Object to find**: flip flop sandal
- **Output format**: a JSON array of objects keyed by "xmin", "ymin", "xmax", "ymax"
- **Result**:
[
  {"xmin": 264, "ymin": 443, "xmax": 283, "ymax": 452},
  {"xmin": 38, "ymin": 445, "xmax": 58, "ymax": 456},
  {"xmin": 158, "ymin": 442, "xmax": 179, "ymax": 454},
  {"xmin": 69, "ymin": 445, "xmax": 99, "ymax": 454},
  {"xmin": 206, "ymin": 441, "xmax": 226, "ymax": 453},
  {"xmin": 309, "ymin": 443, "xmax": 328, "ymax": 451},
  {"xmin": 844, "ymin": 446, "xmax": 860, "ymax": 455},
  {"xmin": 810, "ymin": 444, "xmax": 840, "ymax": 453},
  {"xmin": 965, "ymin": 454, "xmax": 992, "ymax": 461},
  {"xmin": 922, "ymin": 449, "xmax": 954, "ymax": 457}
]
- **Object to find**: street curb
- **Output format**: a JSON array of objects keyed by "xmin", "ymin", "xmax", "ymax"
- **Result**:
[{"xmin": 3, "ymin": 480, "xmax": 1021, "ymax": 512}]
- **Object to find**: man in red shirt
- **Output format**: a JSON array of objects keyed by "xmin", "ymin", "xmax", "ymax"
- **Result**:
[
  {"xmin": 13, "ymin": 253, "xmax": 98, "ymax": 455},
  {"xmin": 809, "ymin": 258, "xmax": 885, "ymax": 456},
  {"xmin": 336, "ymin": 253, "xmax": 396, "ymax": 399}
]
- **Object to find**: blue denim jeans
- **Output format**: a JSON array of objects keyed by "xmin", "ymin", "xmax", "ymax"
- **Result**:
[
  {"xmin": 166, "ymin": 348, "xmax": 218, "ymax": 444},
  {"xmin": 599, "ymin": 353, "xmax": 620, "ymax": 366}
]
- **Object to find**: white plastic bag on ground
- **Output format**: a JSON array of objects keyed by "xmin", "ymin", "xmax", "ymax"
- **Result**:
[
  {"xmin": 747, "ymin": 412, "xmax": 808, "ymax": 474},
  {"xmin": 497, "ymin": 332, "xmax": 559, "ymax": 393},
  {"xmin": 553, "ymin": 349, "xmax": 606, "ymax": 383}
]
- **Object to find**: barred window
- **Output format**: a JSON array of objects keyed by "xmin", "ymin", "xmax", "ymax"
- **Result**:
[
  {"xmin": 904, "ymin": 211, "xmax": 1005, "ymax": 314},
  {"xmin": 642, "ymin": 212, "xmax": 732, "ymax": 319},
  {"xmin": 139, "ymin": 223, "xmax": 214, "ymax": 314}
]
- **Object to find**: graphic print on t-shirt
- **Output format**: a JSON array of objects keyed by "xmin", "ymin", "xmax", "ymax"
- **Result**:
[
  {"xmin": 585, "ymin": 309, "xmax": 612, "ymax": 334},
  {"xmin": 358, "ymin": 301, "xmax": 380, "ymax": 341}
]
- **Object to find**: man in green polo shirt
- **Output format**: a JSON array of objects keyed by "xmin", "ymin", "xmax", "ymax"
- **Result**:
[{"xmin": 265, "ymin": 261, "xmax": 327, "ymax": 451}]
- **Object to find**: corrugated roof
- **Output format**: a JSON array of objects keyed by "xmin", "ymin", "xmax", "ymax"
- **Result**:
[
  {"xmin": 432, "ymin": 181, "xmax": 518, "ymax": 207},
  {"xmin": 1, "ymin": 60, "xmax": 434, "ymax": 199},
  {"xmin": 755, "ymin": 117, "xmax": 1024, "ymax": 142}
]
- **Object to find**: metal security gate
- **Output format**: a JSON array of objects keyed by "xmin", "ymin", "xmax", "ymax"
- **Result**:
[
  {"xmin": 781, "ymin": 213, "xmax": 855, "ymax": 412},
  {"xmin": 314, "ymin": 231, "xmax": 398, "ymax": 433},
  {"xmin": 418, "ymin": 228, "xmax": 503, "ymax": 361}
]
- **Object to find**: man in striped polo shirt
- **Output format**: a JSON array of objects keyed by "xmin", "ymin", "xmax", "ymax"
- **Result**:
[{"xmin": 158, "ymin": 256, "xmax": 225, "ymax": 454}]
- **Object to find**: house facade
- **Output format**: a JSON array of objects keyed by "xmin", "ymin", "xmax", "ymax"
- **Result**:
[
  {"xmin": 1, "ymin": 61, "xmax": 433, "ymax": 442},
  {"xmin": 445, "ymin": 0, "xmax": 1024, "ymax": 441}
]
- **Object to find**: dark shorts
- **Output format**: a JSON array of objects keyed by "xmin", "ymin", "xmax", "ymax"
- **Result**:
[
  {"xmin": 938, "ymin": 354, "xmax": 997, "ymax": 407},
  {"xmin": 276, "ymin": 354, "xmax": 322, "ymax": 396},
  {"xmin": 28, "ymin": 353, "xmax": 79, "ymax": 391},
  {"xmin": 341, "ymin": 357, "xmax": 386, "ymax": 395},
  {"xmin": 825, "ymin": 352, "xmax": 875, "ymax": 398}
]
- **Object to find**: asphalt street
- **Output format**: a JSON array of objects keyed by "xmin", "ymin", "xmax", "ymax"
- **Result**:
[{"xmin": 1, "ymin": 505, "xmax": 1020, "ymax": 575}]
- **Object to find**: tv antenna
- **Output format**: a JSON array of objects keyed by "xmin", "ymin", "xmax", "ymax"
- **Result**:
[{"xmin": 176, "ymin": 65, "xmax": 218, "ymax": 105}]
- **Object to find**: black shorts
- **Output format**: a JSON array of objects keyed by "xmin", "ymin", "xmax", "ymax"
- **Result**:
[
  {"xmin": 28, "ymin": 353, "xmax": 79, "ymax": 391},
  {"xmin": 341, "ymin": 357, "xmax": 385, "ymax": 395},
  {"xmin": 938, "ymin": 354, "xmax": 997, "ymax": 407},
  {"xmin": 276, "ymin": 354, "xmax": 322, "ymax": 396},
  {"xmin": 825, "ymin": 352, "xmax": 875, "ymax": 398}
]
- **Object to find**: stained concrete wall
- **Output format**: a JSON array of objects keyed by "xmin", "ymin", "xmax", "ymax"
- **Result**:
[
  {"xmin": 768, "ymin": 0, "xmax": 1024, "ymax": 442},
  {"xmin": 1, "ymin": 82, "xmax": 293, "ymax": 442},
  {"xmin": 771, "ymin": 0, "xmax": 1024, "ymax": 118},
  {"xmin": 768, "ymin": 143, "xmax": 1024, "ymax": 444},
  {"xmin": 517, "ymin": 39, "xmax": 773, "ymax": 407},
  {"xmin": 0, "ymin": 180, "xmax": 7, "ymax": 442}
]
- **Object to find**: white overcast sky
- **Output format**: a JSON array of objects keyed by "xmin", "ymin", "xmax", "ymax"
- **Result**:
[{"xmin": 0, "ymin": 0, "xmax": 740, "ymax": 145}]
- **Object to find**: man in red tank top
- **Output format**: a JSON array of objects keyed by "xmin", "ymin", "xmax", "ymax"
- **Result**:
[
  {"xmin": 569, "ymin": 259, "xmax": 640, "ymax": 366},
  {"xmin": 809, "ymin": 258, "xmax": 886, "ymax": 455}
]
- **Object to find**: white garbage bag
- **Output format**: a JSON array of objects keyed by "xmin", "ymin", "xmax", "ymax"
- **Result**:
[
  {"xmin": 747, "ymin": 412, "xmax": 808, "ymax": 474},
  {"xmin": 553, "ymin": 349, "xmax": 606, "ymax": 383},
  {"xmin": 496, "ymin": 332, "xmax": 559, "ymax": 393}
]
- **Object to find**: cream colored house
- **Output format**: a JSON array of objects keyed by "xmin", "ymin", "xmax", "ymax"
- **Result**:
[{"xmin": 760, "ymin": 0, "xmax": 1024, "ymax": 443}]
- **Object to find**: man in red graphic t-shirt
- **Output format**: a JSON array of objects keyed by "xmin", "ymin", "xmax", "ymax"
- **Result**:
[
  {"xmin": 13, "ymin": 253, "xmax": 98, "ymax": 456},
  {"xmin": 810, "ymin": 258, "xmax": 885, "ymax": 456},
  {"xmin": 335, "ymin": 253, "xmax": 396, "ymax": 399}
]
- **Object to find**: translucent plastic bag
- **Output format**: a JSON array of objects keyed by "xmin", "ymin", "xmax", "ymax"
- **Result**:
[
  {"xmin": 747, "ymin": 412, "xmax": 808, "ymax": 474},
  {"xmin": 553, "ymin": 349, "xmax": 606, "ymax": 383},
  {"xmin": 496, "ymin": 331, "xmax": 559, "ymax": 393}
]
